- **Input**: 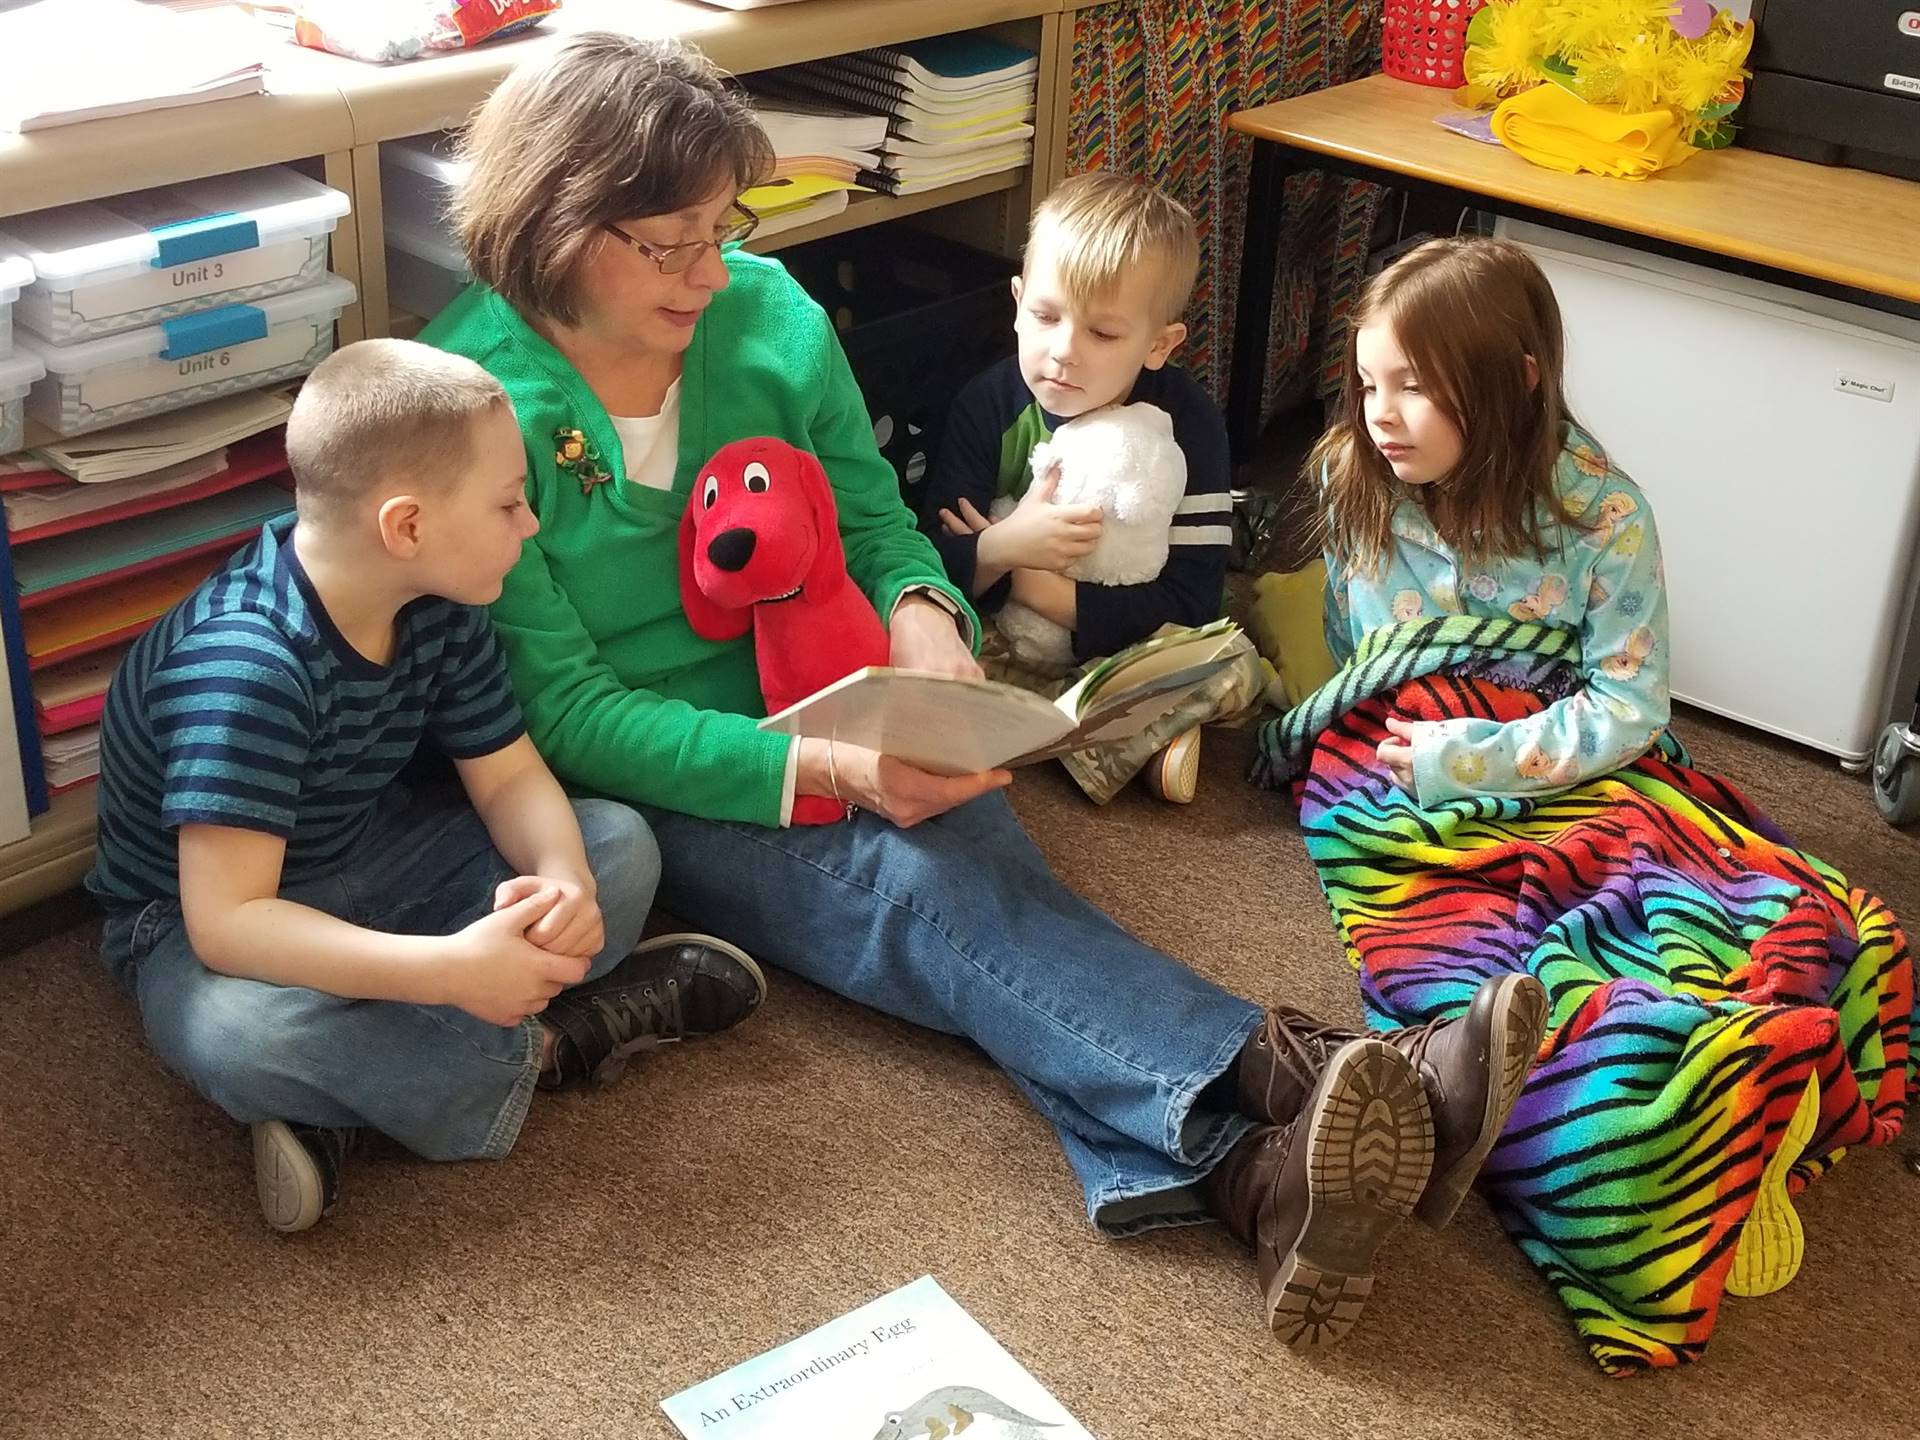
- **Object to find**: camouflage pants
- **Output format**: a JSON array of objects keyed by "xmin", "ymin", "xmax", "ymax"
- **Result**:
[{"xmin": 980, "ymin": 622, "xmax": 1267, "ymax": 805}]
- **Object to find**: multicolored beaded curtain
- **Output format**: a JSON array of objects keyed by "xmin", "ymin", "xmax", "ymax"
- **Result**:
[{"xmin": 1066, "ymin": 0, "xmax": 1386, "ymax": 420}]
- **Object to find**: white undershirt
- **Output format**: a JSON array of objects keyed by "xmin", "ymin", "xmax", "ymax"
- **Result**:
[{"xmin": 608, "ymin": 378, "xmax": 683, "ymax": 492}]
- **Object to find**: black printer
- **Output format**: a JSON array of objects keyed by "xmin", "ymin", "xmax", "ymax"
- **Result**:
[{"xmin": 1740, "ymin": 0, "xmax": 1920, "ymax": 181}]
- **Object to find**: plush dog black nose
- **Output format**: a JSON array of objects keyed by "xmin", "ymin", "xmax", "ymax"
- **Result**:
[{"xmin": 706, "ymin": 527, "xmax": 757, "ymax": 573}]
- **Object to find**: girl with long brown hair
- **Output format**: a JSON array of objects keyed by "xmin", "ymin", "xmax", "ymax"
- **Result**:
[{"xmin": 1314, "ymin": 237, "xmax": 1670, "ymax": 800}]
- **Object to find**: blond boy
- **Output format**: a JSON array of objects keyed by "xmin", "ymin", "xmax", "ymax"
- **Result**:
[
  {"xmin": 89, "ymin": 339, "xmax": 763, "ymax": 1234},
  {"xmin": 924, "ymin": 172, "xmax": 1236, "ymax": 802}
]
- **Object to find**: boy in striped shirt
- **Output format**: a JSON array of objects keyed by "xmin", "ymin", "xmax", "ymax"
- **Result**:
[
  {"xmin": 924, "ymin": 173, "xmax": 1238, "ymax": 805},
  {"xmin": 88, "ymin": 340, "xmax": 765, "ymax": 1233}
]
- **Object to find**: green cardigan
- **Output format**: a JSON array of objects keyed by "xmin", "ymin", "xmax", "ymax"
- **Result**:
[{"xmin": 420, "ymin": 250, "xmax": 975, "ymax": 826}]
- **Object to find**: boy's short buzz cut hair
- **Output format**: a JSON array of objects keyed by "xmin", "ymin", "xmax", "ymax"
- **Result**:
[
  {"xmin": 284, "ymin": 339, "xmax": 509, "ymax": 521},
  {"xmin": 1025, "ymin": 171, "xmax": 1200, "ymax": 326}
]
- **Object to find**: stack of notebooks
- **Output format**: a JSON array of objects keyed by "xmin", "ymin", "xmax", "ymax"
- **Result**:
[
  {"xmin": 752, "ymin": 35, "xmax": 1039, "ymax": 198},
  {"xmin": 0, "ymin": 390, "xmax": 295, "ymax": 818},
  {"xmin": 740, "ymin": 97, "xmax": 891, "ymax": 239}
]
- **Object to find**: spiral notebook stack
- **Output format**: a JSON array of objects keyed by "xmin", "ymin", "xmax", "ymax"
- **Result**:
[
  {"xmin": 740, "ymin": 96, "xmax": 890, "ymax": 238},
  {"xmin": 751, "ymin": 35, "xmax": 1038, "ymax": 197}
]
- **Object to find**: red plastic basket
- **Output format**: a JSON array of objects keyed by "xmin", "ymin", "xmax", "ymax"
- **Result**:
[{"xmin": 1382, "ymin": 0, "xmax": 1485, "ymax": 88}]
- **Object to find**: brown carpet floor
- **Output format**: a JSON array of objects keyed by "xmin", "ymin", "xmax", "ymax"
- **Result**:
[{"xmin": 3, "ymin": 709, "xmax": 1917, "ymax": 1439}]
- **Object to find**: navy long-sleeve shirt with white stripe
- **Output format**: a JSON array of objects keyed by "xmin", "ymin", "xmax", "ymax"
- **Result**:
[
  {"xmin": 88, "ymin": 513, "xmax": 526, "ymax": 908},
  {"xmin": 921, "ymin": 356, "xmax": 1233, "ymax": 660}
]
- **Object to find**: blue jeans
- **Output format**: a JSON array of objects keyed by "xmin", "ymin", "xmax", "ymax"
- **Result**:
[
  {"xmin": 642, "ymin": 791, "xmax": 1260, "ymax": 1233},
  {"xmin": 99, "ymin": 790, "xmax": 658, "ymax": 1162}
]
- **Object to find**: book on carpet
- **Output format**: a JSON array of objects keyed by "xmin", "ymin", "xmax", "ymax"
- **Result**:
[
  {"xmin": 759, "ymin": 619, "xmax": 1251, "ymax": 775},
  {"xmin": 659, "ymin": 1274, "xmax": 1092, "ymax": 1440}
]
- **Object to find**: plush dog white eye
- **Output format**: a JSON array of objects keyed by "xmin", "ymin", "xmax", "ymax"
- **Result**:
[
  {"xmin": 701, "ymin": 475, "xmax": 719, "ymax": 509},
  {"xmin": 744, "ymin": 461, "xmax": 771, "ymax": 493}
]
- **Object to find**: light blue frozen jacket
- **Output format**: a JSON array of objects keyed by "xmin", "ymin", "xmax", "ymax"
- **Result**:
[{"xmin": 1325, "ymin": 428, "xmax": 1670, "ymax": 804}]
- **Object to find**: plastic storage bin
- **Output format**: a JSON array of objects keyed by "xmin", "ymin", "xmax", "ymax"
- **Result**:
[
  {"xmin": 386, "ymin": 212, "xmax": 471, "ymax": 323},
  {"xmin": 17, "ymin": 274, "xmax": 356, "ymax": 437},
  {"xmin": 380, "ymin": 132, "xmax": 463, "ymax": 234},
  {"xmin": 0, "ymin": 165, "xmax": 350, "ymax": 346},
  {"xmin": 776, "ymin": 228, "xmax": 1017, "ymax": 506},
  {"xmin": 0, "ymin": 350, "xmax": 47, "ymax": 455},
  {"xmin": 0, "ymin": 249, "xmax": 32, "ymax": 358}
]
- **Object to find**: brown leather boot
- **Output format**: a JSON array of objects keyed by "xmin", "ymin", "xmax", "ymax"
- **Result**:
[
  {"xmin": 1204, "ymin": 1037, "xmax": 1434, "ymax": 1349},
  {"xmin": 1383, "ymin": 972, "xmax": 1549, "ymax": 1227},
  {"xmin": 1234, "ymin": 974, "xmax": 1550, "ymax": 1229}
]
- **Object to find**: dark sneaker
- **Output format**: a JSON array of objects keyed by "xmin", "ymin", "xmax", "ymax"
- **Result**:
[
  {"xmin": 252, "ymin": 1120, "xmax": 360, "ymax": 1234},
  {"xmin": 1234, "ymin": 973, "xmax": 1550, "ymax": 1228},
  {"xmin": 539, "ymin": 932, "xmax": 767, "ymax": 1090},
  {"xmin": 1205, "ymin": 1037, "xmax": 1433, "ymax": 1349}
]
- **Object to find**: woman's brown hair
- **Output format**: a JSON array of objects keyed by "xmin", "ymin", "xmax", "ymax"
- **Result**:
[
  {"xmin": 1313, "ymin": 237, "xmax": 1575, "ymax": 573},
  {"xmin": 452, "ymin": 32, "xmax": 774, "ymax": 324}
]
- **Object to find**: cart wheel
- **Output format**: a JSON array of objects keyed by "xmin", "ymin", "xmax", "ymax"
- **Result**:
[{"xmin": 1872, "ymin": 724, "xmax": 1920, "ymax": 827}]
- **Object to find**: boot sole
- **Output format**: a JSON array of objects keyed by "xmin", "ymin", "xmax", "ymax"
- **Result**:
[
  {"xmin": 635, "ymin": 932, "xmax": 769, "ymax": 1010},
  {"xmin": 1269, "ymin": 1038, "xmax": 1434, "ymax": 1350},
  {"xmin": 252, "ymin": 1121, "xmax": 325, "ymax": 1234},
  {"xmin": 1416, "ymin": 973, "xmax": 1550, "ymax": 1228}
]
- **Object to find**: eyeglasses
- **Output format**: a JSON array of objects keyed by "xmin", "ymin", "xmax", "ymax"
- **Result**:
[{"xmin": 601, "ymin": 205, "xmax": 759, "ymax": 275}]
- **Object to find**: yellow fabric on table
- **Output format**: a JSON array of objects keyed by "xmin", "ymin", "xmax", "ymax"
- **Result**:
[{"xmin": 1490, "ymin": 83, "xmax": 1696, "ymax": 179}]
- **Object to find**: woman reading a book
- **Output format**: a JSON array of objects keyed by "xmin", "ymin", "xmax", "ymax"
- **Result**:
[{"xmin": 422, "ymin": 31, "xmax": 1542, "ymax": 1349}]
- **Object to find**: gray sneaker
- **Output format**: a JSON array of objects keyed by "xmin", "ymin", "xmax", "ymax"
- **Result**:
[{"xmin": 252, "ymin": 1120, "xmax": 361, "ymax": 1234}]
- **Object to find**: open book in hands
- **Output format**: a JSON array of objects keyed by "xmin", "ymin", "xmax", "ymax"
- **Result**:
[{"xmin": 758, "ymin": 619, "xmax": 1252, "ymax": 774}]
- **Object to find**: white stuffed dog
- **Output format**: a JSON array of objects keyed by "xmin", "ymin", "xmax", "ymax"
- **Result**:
[{"xmin": 992, "ymin": 401, "xmax": 1188, "ymax": 671}]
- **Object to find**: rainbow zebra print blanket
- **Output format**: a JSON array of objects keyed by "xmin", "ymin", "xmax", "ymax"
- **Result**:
[{"xmin": 1252, "ymin": 617, "xmax": 1913, "ymax": 1374}]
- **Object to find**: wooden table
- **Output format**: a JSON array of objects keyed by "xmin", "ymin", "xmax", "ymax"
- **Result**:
[{"xmin": 1224, "ymin": 72, "xmax": 1920, "ymax": 463}]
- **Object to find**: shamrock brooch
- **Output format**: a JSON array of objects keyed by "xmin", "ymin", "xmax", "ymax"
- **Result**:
[{"xmin": 554, "ymin": 426, "xmax": 612, "ymax": 495}]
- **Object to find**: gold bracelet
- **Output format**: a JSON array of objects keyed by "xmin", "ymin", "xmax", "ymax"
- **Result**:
[{"xmin": 827, "ymin": 738, "xmax": 843, "ymax": 803}]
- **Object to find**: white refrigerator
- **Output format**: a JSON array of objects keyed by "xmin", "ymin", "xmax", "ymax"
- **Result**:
[{"xmin": 1499, "ymin": 219, "xmax": 1920, "ymax": 762}]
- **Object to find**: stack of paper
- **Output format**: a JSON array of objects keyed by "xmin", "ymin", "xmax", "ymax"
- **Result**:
[
  {"xmin": 741, "ymin": 95, "xmax": 891, "ymax": 239},
  {"xmin": 20, "ymin": 549, "xmax": 227, "ymax": 668},
  {"xmin": 12, "ymin": 478, "xmax": 291, "ymax": 601},
  {"xmin": 0, "ymin": 0, "xmax": 266, "ymax": 134},
  {"xmin": 42, "ymin": 723, "xmax": 101, "ymax": 793},
  {"xmin": 27, "ymin": 390, "xmax": 292, "ymax": 485},
  {"xmin": 7, "ymin": 429, "xmax": 288, "ymax": 544},
  {"xmin": 753, "ymin": 37, "xmax": 1038, "ymax": 196},
  {"xmin": 31, "ymin": 641, "xmax": 128, "ymax": 735},
  {"xmin": 6, "ymin": 454, "xmax": 228, "ymax": 538}
]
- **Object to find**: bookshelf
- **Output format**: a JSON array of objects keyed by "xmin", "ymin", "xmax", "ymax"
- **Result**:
[{"xmin": 0, "ymin": 0, "xmax": 1074, "ymax": 920}]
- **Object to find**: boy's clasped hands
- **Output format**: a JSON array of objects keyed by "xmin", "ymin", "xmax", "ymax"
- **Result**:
[{"xmin": 456, "ymin": 875, "xmax": 605, "ymax": 1027}]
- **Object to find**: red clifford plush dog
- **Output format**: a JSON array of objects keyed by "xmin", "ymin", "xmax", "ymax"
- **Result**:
[{"xmin": 678, "ymin": 436, "xmax": 891, "ymax": 825}]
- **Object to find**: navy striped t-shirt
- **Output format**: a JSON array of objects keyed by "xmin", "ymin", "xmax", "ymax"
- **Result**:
[{"xmin": 88, "ymin": 514, "xmax": 526, "ymax": 907}]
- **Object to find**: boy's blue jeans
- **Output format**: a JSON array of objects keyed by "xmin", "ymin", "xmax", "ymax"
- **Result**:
[
  {"xmin": 98, "ymin": 788, "xmax": 658, "ymax": 1163},
  {"xmin": 640, "ymin": 790, "xmax": 1261, "ymax": 1234}
]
